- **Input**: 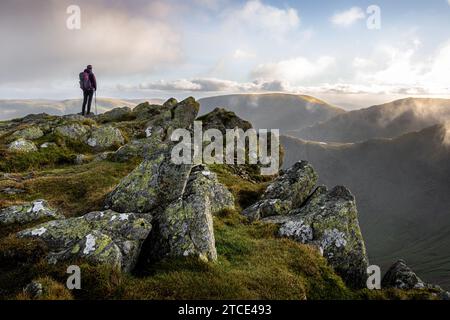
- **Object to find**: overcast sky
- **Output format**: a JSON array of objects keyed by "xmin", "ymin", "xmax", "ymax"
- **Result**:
[{"xmin": 1, "ymin": 0, "xmax": 450, "ymax": 109}]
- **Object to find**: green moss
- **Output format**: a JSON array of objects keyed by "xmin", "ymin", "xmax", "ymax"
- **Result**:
[
  {"xmin": 0, "ymin": 146, "xmax": 76, "ymax": 173},
  {"xmin": 1, "ymin": 160, "xmax": 138, "ymax": 217}
]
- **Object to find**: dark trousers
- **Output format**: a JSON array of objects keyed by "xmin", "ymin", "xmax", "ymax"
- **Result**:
[{"xmin": 82, "ymin": 90, "xmax": 94, "ymax": 116}]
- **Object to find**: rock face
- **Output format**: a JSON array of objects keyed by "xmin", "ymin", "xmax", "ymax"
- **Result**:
[
  {"xmin": 86, "ymin": 126, "xmax": 125, "ymax": 150},
  {"xmin": 382, "ymin": 260, "xmax": 450, "ymax": 299},
  {"xmin": 264, "ymin": 186, "xmax": 369, "ymax": 288},
  {"xmin": 241, "ymin": 160, "xmax": 368, "ymax": 288},
  {"xmin": 243, "ymin": 161, "xmax": 317, "ymax": 220},
  {"xmin": 145, "ymin": 165, "xmax": 234, "ymax": 262},
  {"xmin": 54, "ymin": 123, "xmax": 90, "ymax": 141},
  {"xmin": 0, "ymin": 200, "xmax": 63, "ymax": 226},
  {"xmin": 111, "ymin": 137, "xmax": 167, "ymax": 162},
  {"xmin": 382, "ymin": 260, "xmax": 426, "ymax": 290},
  {"xmin": 8, "ymin": 139, "xmax": 38, "ymax": 153},
  {"xmin": 105, "ymin": 151, "xmax": 192, "ymax": 213},
  {"xmin": 17, "ymin": 210, "xmax": 152, "ymax": 272},
  {"xmin": 96, "ymin": 107, "xmax": 132, "ymax": 123},
  {"xmin": 10, "ymin": 126, "xmax": 44, "ymax": 141},
  {"xmin": 198, "ymin": 107, "xmax": 252, "ymax": 134}
]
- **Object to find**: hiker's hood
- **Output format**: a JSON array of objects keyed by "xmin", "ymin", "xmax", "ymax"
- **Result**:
[{"xmin": 84, "ymin": 69, "xmax": 92, "ymax": 74}]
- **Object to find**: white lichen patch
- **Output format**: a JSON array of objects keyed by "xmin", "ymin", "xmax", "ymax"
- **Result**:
[
  {"xmin": 201, "ymin": 170, "xmax": 211, "ymax": 177},
  {"xmin": 321, "ymin": 229, "xmax": 347, "ymax": 249},
  {"xmin": 83, "ymin": 234, "xmax": 96, "ymax": 255},
  {"xmin": 145, "ymin": 127, "xmax": 153, "ymax": 137},
  {"xmin": 119, "ymin": 213, "xmax": 129, "ymax": 221},
  {"xmin": 279, "ymin": 220, "xmax": 313, "ymax": 243},
  {"xmin": 110, "ymin": 215, "xmax": 117, "ymax": 221},
  {"xmin": 87, "ymin": 138, "xmax": 97, "ymax": 147},
  {"xmin": 31, "ymin": 201, "xmax": 45, "ymax": 213},
  {"xmin": 31, "ymin": 227, "xmax": 47, "ymax": 236}
]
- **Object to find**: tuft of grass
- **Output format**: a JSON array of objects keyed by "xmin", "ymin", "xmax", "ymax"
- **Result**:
[
  {"xmin": 0, "ymin": 160, "xmax": 139, "ymax": 217},
  {"xmin": 0, "ymin": 146, "xmax": 76, "ymax": 173},
  {"xmin": 15, "ymin": 276, "xmax": 74, "ymax": 300}
]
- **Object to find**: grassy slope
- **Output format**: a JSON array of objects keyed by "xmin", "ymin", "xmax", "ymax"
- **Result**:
[{"xmin": 0, "ymin": 151, "xmax": 438, "ymax": 300}]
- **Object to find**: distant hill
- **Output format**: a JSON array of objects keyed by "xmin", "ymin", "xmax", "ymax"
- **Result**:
[
  {"xmin": 0, "ymin": 98, "xmax": 164, "ymax": 121},
  {"xmin": 281, "ymin": 125, "xmax": 450, "ymax": 289},
  {"xmin": 289, "ymin": 98, "xmax": 450, "ymax": 143},
  {"xmin": 199, "ymin": 93, "xmax": 345, "ymax": 132}
]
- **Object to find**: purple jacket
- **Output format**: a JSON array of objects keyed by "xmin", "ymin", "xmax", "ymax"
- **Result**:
[{"xmin": 84, "ymin": 69, "xmax": 97, "ymax": 91}]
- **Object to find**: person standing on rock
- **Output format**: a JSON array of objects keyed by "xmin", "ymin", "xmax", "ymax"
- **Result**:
[{"xmin": 79, "ymin": 65, "xmax": 97, "ymax": 116}]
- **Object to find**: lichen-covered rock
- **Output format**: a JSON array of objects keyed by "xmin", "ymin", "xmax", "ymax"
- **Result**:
[
  {"xmin": 96, "ymin": 107, "xmax": 132, "ymax": 123},
  {"xmin": 8, "ymin": 138, "xmax": 38, "ymax": 153},
  {"xmin": 242, "ymin": 199, "xmax": 292, "ymax": 221},
  {"xmin": 132, "ymin": 102, "xmax": 165, "ymax": 120},
  {"xmin": 163, "ymin": 98, "xmax": 178, "ymax": 108},
  {"xmin": 111, "ymin": 128, "xmax": 169, "ymax": 162},
  {"xmin": 86, "ymin": 126, "xmax": 125, "ymax": 150},
  {"xmin": 0, "ymin": 200, "xmax": 63, "ymax": 226},
  {"xmin": 242, "ymin": 161, "xmax": 317, "ymax": 220},
  {"xmin": 74, "ymin": 154, "xmax": 89, "ymax": 165},
  {"xmin": 40, "ymin": 142, "xmax": 57, "ymax": 149},
  {"xmin": 264, "ymin": 161, "xmax": 318, "ymax": 207},
  {"xmin": 146, "ymin": 165, "xmax": 233, "ymax": 262},
  {"xmin": 382, "ymin": 260, "xmax": 450, "ymax": 299},
  {"xmin": 105, "ymin": 150, "xmax": 192, "ymax": 213},
  {"xmin": 54, "ymin": 123, "xmax": 90, "ymax": 141},
  {"xmin": 10, "ymin": 126, "xmax": 44, "ymax": 141},
  {"xmin": 186, "ymin": 165, "xmax": 235, "ymax": 215},
  {"xmin": 199, "ymin": 107, "xmax": 252, "ymax": 134},
  {"xmin": 17, "ymin": 210, "xmax": 152, "ymax": 272},
  {"xmin": 382, "ymin": 260, "xmax": 426, "ymax": 290},
  {"xmin": 170, "ymin": 97, "xmax": 200, "ymax": 129},
  {"xmin": 263, "ymin": 186, "xmax": 369, "ymax": 288},
  {"xmin": 23, "ymin": 281, "xmax": 44, "ymax": 299}
]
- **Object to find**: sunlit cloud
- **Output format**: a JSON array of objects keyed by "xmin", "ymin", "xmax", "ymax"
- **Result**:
[{"xmin": 331, "ymin": 7, "xmax": 365, "ymax": 27}]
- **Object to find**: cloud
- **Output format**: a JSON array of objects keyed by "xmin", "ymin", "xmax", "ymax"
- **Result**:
[
  {"xmin": 331, "ymin": 7, "xmax": 365, "ymax": 27},
  {"xmin": 233, "ymin": 49, "xmax": 256, "ymax": 60},
  {"xmin": 352, "ymin": 39, "xmax": 450, "ymax": 92},
  {"xmin": 0, "ymin": 0, "xmax": 182, "ymax": 84},
  {"xmin": 251, "ymin": 56, "xmax": 335, "ymax": 83},
  {"xmin": 121, "ymin": 78, "xmax": 291, "ymax": 93},
  {"xmin": 228, "ymin": 0, "xmax": 300, "ymax": 35}
]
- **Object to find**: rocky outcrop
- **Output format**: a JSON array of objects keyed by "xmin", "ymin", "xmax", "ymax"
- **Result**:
[
  {"xmin": 8, "ymin": 139, "xmax": 38, "ymax": 153},
  {"xmin": 54, "ymin": 123, "xmax": 90, "ymax": 141},
  {"xmin": 198, "ymin": 107, "xmax": 252, "ymax": 134},
  {"xmin": 170, "ymin": 97, "xmax": 200, "ymax": 129},
  {"xmin": 241, "ymin": 161, "xmax": 368, "ymax": 288},
  {"xmin": 111, "ymin": 134, "xmax": 168, "ymax": 162},
  {"xmin": 105, "ymin": 150, "xmax": 193, "ymax": 213},
  {"xmin": 10, "ymin": 126, "xmax": 44, "ymax": 141},
  {"xmin": 264, "ymin": 186, "xmax": 368, "ymax": 288},
  {"xmin": 0, "ymin": 200, "xmax": 63, "ymax": 226},
  {"xmin": 96, "ymin": 107, "xmax": 132, "ymax": 123},
  {"xmin": 382, "ymin": 260, "xmax": 450, "ymax": 299},
  {"xmin": 144, "ymin": 165, "xmax": 234, "ymax": 262},
  {"xmin": 86, "ymin": 126, "xmax": 125, "ymax": 151},
  {"xmin": 382, "ymin": 260, "xmax": 426, "ymax": 290},
  {"xmin": 17, "ymin": 210, "xmax": 152, "ymax": 272},
  {"xmin": 243, "ymin": 161, "xmax": 317, "ymax": 220}
]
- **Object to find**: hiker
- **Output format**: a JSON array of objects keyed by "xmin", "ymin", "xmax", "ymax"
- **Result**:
[{"xmin": 79, "ymin": 65, "xmax": 97, "ymax": 116}]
